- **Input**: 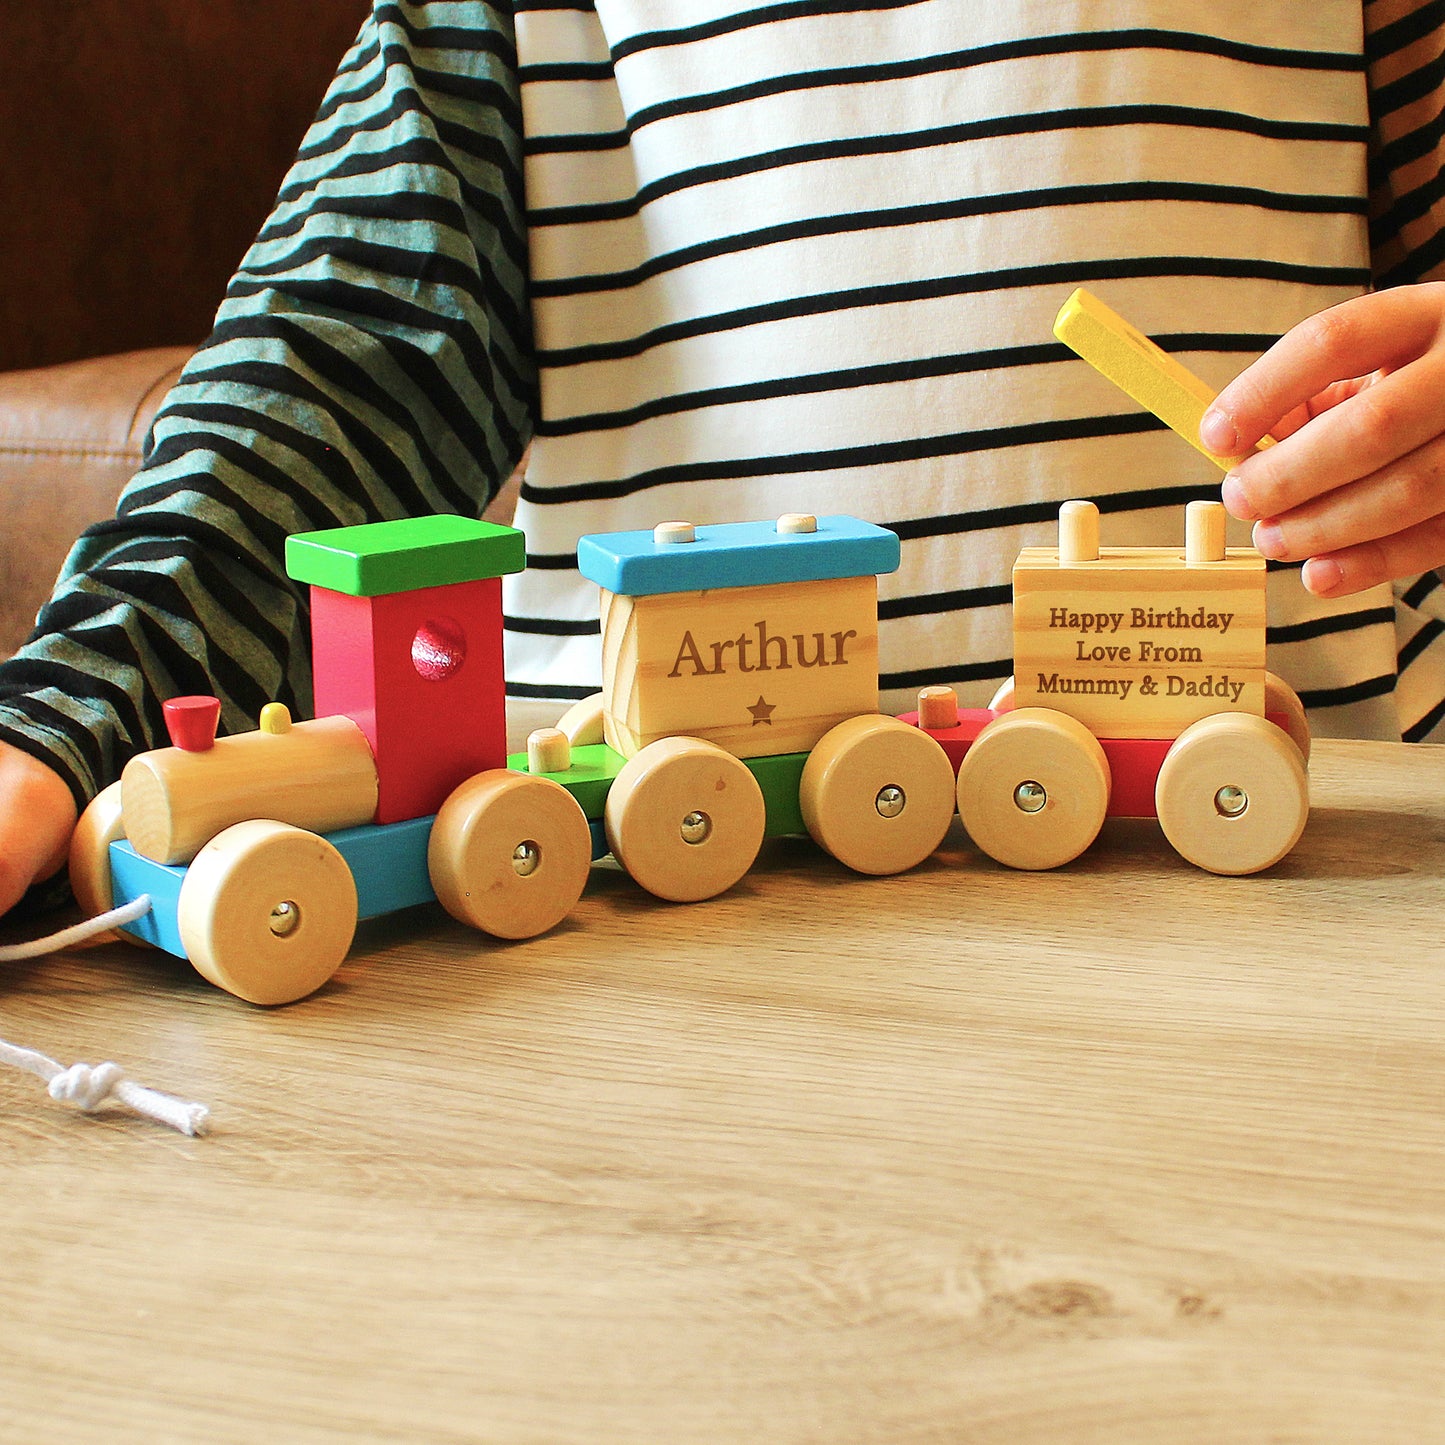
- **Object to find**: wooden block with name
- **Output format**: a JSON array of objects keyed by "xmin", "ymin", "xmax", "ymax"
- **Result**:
[
  {"xmin": 601, "ymin": 574, "xmax": 880, "ymax": 759},
  {"xmin": 1012, "ymin": 545, "xmax": 1266, "ymax": 740}
]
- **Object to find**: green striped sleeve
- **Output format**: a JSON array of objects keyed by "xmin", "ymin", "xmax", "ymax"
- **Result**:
[{"xmin": 0, "ymin": 1, "xmax": 533, "ymax": 806}]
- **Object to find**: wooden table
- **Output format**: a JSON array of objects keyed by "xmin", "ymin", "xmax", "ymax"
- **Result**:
[{"xmin": 1, "ymin": 731, "xmax": 1443, "ymax": 1442}]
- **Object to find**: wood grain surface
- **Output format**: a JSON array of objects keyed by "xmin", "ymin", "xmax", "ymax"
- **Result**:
[
  {"xmin": 600, "ymin": 575, "xmax": 880, "ymax": 759},
  {"xmin": 2, "ymin": 721, "xmax": 1443, "ymax": 1443},
  {"xmin": 1012, "ymin": 544, "xmax": 1266, "ymax": 738}
]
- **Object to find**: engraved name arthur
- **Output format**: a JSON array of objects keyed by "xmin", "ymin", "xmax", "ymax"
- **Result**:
[{"xmin": 667, "ymin": 620, "xmax": 858, "ymax": 677}]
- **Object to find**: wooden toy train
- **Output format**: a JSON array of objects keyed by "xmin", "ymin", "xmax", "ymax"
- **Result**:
[{"xmin": 65, "ymin": 290, "xmax": 1311, "ymax": 1006}]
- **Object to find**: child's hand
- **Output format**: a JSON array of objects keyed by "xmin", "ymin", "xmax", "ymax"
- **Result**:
[
  {"xmin": 0, "ymin": 743, "xmax": 78, "ymax": 917},
  {"xmin": 1200, "ymin": 282, "xmax": 1445, "ymax": 598}
]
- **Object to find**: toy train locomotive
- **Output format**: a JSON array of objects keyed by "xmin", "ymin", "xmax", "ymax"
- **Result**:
[{"xmin": 66, "ymin": 290, "xmax": 1312, "ymax": 1006}]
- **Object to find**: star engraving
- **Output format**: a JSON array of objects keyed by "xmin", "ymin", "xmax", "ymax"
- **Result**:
[{"xmin": 746, "ymin": 695, "xmax": 776, "ymax": 725}]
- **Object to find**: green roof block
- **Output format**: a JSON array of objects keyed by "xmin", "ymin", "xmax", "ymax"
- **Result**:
[{"xmin": 286, "ymin": 515, "xmax": 526, "ymax": 597}]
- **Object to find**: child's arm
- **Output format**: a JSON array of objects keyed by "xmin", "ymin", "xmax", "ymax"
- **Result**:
[
  {"xmin": 0, "ymin": 1, "xmax": 533, "ymax": 916},
  {"xmin": 1201, "ymin": 284, "xmax": 1445, "ymax": 598}
]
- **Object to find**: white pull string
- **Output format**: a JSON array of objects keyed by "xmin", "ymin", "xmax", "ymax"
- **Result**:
[
  {"xmin": 0, "ymin": 1039, "xmax": 209, "ymax": 1135},
  {"xmin": 0, "ymin": 894, "xmax": 154, "ymax": 961},
  {"xmin": 1, "ymin": 895, "xmax": 212, "ymax": 1135}
]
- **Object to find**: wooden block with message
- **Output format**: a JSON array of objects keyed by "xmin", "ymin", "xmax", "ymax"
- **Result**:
[
  {"xmin": 1013, "ymin": 503, "xmax": 1266, "ymax": 740},
  {"xmin": 600, "ymin": 574, "xmax": 880, "ymax": 759}
]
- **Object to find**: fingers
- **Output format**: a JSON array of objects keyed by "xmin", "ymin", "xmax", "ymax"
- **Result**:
[
  {"xmin": 0, "ymin": 746, "xmax": 78, "ymax": 917},
  {"xmin": 1221, "ymin": 351, "xmax": 1445, "ymax": 523},
  {"xmin": 1197, "ymin": 286, "xmax": 1445, "ymax": 595},
  {"xmin": 1266, "ymin": 374, "xmax": 1385, "ymax": 443},
  {"xmin": 1248, "ymin": 431, "xmax": 1445, "ymax": 569},
  {"xmin": 1202, "ymin": 284, "xmax": 1445, "ymax": 455},
  {"xmin": 1296, "ymin": 512, "xmax": 1445, "ymax": 598},
  {"xmin": 1264, "ymin": 399, "xmax": 1316, "ymax": 443}
]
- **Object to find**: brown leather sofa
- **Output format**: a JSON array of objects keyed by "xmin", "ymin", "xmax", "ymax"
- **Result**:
[
  {"xmin": 0, "ymin": 2, "xmax": 369, "ymax": 656},
  {"xmin": 0, "ymin": 348, "xmax": 192, "ymax": 652}
]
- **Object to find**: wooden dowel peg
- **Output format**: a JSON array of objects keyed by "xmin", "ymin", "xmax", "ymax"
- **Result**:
[
  {"xmin": 916, "ymin": 685, "xmax": 960, "ymax": 730},
  {"xmin": 162, "ymin": 696, "xmax": 221, "ymax": 752},
  {"xmin": 776, "ymin": 513, "xmax": 817, "ymax": 534},
  {"xmin": 527, "ymin": 727, "xmax": 572, "ymax": 775},
  {"xmin": 1186, "ymin": 500, "xmax": 1228, "ymax": 563},
  {"xmin": 260, "ymin": 702, "xmax": 293, "ymax": 735},
  {"xmin": 1058, "ymin": 500, "xmax": 1099, "ymax": 563}
]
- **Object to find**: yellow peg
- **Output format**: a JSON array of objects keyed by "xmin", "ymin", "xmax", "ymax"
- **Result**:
[{"xmin": 259, "ymin": 702, "xmax": 293, "ymax": 735}]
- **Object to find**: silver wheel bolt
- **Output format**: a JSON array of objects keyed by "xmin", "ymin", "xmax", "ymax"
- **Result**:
[
  {"xmin": 1214, "ymin": 785, "xmax": 1248, "ymax": 818},
  {"xmin": 1014, "ymin": 780, "xmax": 1047, "ymax": 814},
  {"xmin": 875, "ymin": 785, "xmax": 906, "ymax": 818},
  {"xmin": 269, "ymin": 901, "xmax": 301, "ymax": 937}
]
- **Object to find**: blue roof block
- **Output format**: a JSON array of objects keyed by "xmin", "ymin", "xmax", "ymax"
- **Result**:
[{"xmin": 576, "ymin": 516, "xmax": 901, "ymax": 597}]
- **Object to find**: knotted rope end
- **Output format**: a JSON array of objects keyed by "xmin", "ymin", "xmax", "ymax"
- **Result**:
[{"xmin": 39, "ymin": 1058, "xmax": 211, "ymax": 1136}]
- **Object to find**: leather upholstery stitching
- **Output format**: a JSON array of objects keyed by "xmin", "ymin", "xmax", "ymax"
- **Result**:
[{"xmin": 0, "ymin": 443, "xmax": 141, "ymax": 460}]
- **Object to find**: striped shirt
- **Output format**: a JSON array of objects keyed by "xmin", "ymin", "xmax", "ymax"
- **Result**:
[{"xmin": 3, "ymin": 0, "xmax": 1445, "ymax": 811}]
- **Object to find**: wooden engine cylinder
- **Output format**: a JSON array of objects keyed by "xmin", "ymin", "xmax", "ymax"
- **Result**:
[{"xmin": 122, "ymin": 715, "xmax": 379, "ymax": 865}]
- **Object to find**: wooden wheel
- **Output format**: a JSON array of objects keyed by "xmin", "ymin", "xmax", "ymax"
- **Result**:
[
  {"xmin": 986, "ymin": 676, "xmax": 1016, "ymax": 712},
  {"xmin": 604, "ymin": 737, "xmax": 765, "ymax": 902},
  {"xmin": 68, "ymin": 781, "xmax": 152, "ymax": 948},
  {"xmin": 1155, "ymin": 713, "xmax": 1308, "ymax": 875},
  {"xmin": 956, "ymin": 708, "xmax": 1111, "ymax": 870},
  {"xmin": 799, "ymin": 715, "xmax": 955, "ymax": 875},
  {"xmin": 68, "ymin": 781, "xmax": 127, "ymax": 930},
  {"xmin": 555, "ymin": 692, "xmax": 606, "ymax": 747},
  {"xmin": 177, "ymin": 820, "xmax": 358, "ymax": 1005},
  {"xmin": 428, "ymin": 770, "xmax": 591, "ymax": 938},
  {"xmin": 1265, "ymin": 671, "xmax": 1311, "ymax": 765}
]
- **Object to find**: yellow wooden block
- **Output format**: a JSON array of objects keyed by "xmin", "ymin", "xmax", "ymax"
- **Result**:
[
  {"xmin": 1053, "ymin": 288, "xmax": 1267, "ymax": 471},
  {"xmin": 601, "ymin": 574, "xmax": 879, "ymax": 759},
  {"xmin": 1012, "ymin": 544, "xmax": 1266, "ymax": 740}
]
